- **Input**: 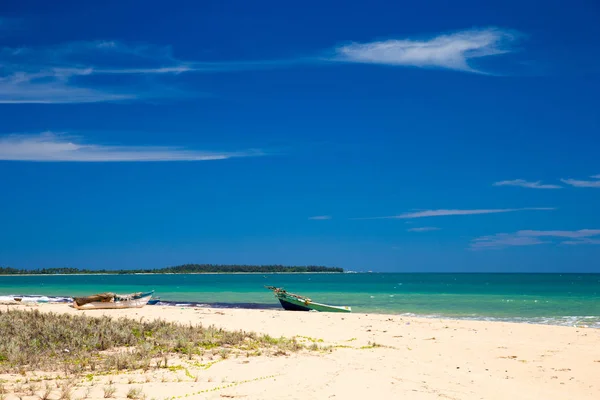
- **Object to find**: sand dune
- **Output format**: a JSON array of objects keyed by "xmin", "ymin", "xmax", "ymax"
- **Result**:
[{"xmin": 1, "ymin": 304, "xmax": 598, "ymax": 399}]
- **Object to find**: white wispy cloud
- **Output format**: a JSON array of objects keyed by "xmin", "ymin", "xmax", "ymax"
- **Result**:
[
  {"xmin": 560, "ymin": 176, "xmax": 600, "ymax": 188},
  {"xmin": 0, "ymin": 41, "xmax": 312, "ymax": 103},
  {"xmin": 334, "ymin": 28, "xmax": 517, "ymax": 73},
  {"xmin": 308, "ymin": 215, "xmax": 332, "ymax": 220},
  {"xmin": 358, "ymin": 207, "xmax": 554, "ymax": 220},
  {"xmin": 407, "ymin": 227, "xmax": 441, "ymax": 232},
  {"xmin": 471, "ymin": 229, "xmax": 600, "ymax": 249},
  {"xmin": 493, "ymin": 179, "xmax": 562, "ymax": 189},
  {"xmin": 0, "ymin": 41, "xmax": 199, "ymax": 103},
  {"xmin": 471, "ymin": 234, "xmax": 546, "ymax": 249},
  {"xmin": 519, "ymin": 229, "xmax": 600, "ymax": 238},
  {"xmin": 0, "ymin": 132, "xmax": 262, "ymax": 162},
  {"xmin": 562, "ymin": 238, "xmax": 600, "ymax": 245},
  {"xmin": 1, "ymin": 27, "xmax": 521, "ymax": 103},
  {"xmin": 0, "ymin": 75, "xmax": 135, "ymax": 104}
]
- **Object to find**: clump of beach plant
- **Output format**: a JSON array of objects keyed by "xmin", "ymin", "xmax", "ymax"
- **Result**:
[
  {"xmin": 40, "ymin": 383, "xmax": 53, "ymax": 400},
  {"xmin": 27, "ymin": 383, "xmax": 39, "ymax": 396},
  {"xmin": 126, "ymin": 387, "xmax": 143, "ymax": 399},
  {"xmin": 0, "ymin": 309, "xmax": 305, "ymax": 375},
  {"xmin": 59, "ymin": 382, "xmax": 72, "ymax": 400},
  {"xmin": 103, "ymin": 385, "xmax": 116, "ymax": 398}
]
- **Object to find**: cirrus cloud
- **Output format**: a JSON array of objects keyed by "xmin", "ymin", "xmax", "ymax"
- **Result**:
[
  {"xmin": 0, "ymin": 41, "xmax": 196, "ymax": 103},
  {"xmin": 493, "ymin": 179, "xmax": 562, "ymax": 189},
  {"xmin": 0, "ymin": 132, "xmax": 263, "ymax": 162},
  {"xmin": 560, "ymin": 176, "xmax": 600, "ymax": 188},
  {"xmin": 471, "ymin": 229, "xmax": 600, "ymax": 249},
  {"xmin": 407, "ymin": 227, "xmax": 441, "ymax": 232},
  {"xmin": 308, "ymin": 215, "xmax": 332, "ymax": 220},
  {"xmin": 0, "ymin": 27, "xmax": 523, "ymax": 103},
  {"xmin": 334, "ymin": 28, "xmax": 517, "ymax": 73},
  {"xmin": 357, "ymin": 207, "xmax": 555, "ymax": 220}
]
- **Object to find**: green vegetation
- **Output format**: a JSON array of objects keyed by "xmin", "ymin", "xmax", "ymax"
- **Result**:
[
  {"xmin": 0, "ymin": 264, "xmax": 343, "ymax": 275},
  {"xmin": 126, "ymin": 387, "xmax": 143, "ymax": 399},
  {"xmin": 0, "ymin": 309, "xmax": 303, "ymax": 375},
  {"xmin": 164, "ymin": 374, "xmax": 279, "ymax": 400}
]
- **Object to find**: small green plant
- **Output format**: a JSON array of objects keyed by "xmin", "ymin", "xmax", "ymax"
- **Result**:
[
  {"xmin": 27, "ymin": 383, "xmax": 39, "ymax": 396},
  {"xmin": 103, "ymin": 385, "xmax": 116, "ymax": 398},
  {"xmin": 219, "ymin": 349, "xmax": 230, "ymax": 359},
  {"xmin": 40, "ymin": 383, "xmax": 53, "ymax": 400},
  {"xmin": 360, "ymin": 341, "xmax": 384, "ymax": 350},
  {"xmin": 59, "ymin": 381, "xmax": 73, "ymax": 400},
  {"xmin": 126, "ymin": 387, "xmax": 143, "ymax": 399}
]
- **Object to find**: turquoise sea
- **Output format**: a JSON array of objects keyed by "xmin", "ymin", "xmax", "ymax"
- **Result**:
[{"xmin": 1, "ymin": 273, "xmax": 598, "ymax": 328}]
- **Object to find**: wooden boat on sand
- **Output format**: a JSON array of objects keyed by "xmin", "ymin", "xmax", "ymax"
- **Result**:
[
  {"xmin": 265, "ymin": 286, "xmax": 351, "ymax": 313},
  {"xmin": 73, "ymin": 291, "xmax": 154, "ymax": 310}
]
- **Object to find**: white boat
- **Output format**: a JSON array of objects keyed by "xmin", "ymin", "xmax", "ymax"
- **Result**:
[{"xmin": 72, "ymin": 291, "xmax": 154, "ymax": 310}]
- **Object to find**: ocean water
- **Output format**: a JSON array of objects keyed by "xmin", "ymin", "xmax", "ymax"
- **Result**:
[{"xmin": 0, "ymin": 273, "xmax": 598, "ymax": 328}]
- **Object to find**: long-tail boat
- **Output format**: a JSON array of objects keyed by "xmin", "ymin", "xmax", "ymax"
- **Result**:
[
  {"xmin": 73, "ymin": 291, "xmax": 154, "ymax": 310},
  {"xmin": 265, "ymin": 286, "xmax": 351, "ymax": 313}
]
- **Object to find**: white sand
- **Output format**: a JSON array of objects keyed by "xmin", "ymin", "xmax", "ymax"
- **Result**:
[{"xmin": 1, "ymin": 304, "xmax": 599, "ymax": 399}]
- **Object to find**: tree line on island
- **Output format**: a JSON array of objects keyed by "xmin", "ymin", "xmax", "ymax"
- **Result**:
[{"xmin": 0, "ymin": 264, "xmax": 344, "ymax": 275}]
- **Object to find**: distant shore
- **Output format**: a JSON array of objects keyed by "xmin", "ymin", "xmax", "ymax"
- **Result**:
[
  {"xmin": 0, "ymin": 264, "xmax": 344, "ymax": 275},
  {"xmin": 0, "ymin": 271, "xmax": 346, "ymax": 276}
]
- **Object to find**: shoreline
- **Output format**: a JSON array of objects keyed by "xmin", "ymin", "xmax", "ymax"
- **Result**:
[{"xmin": 1, "ymin": 294, "xmax": 598, "ymax": 329}]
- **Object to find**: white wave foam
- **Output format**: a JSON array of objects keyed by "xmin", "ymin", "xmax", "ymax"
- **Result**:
[
  {"xmin": 398, "ymin": 312, "xmax": 600, "ymax": 329},
  {"xmin": 0, "ymin": 295, "xmax": 71, "ymax": 303}
]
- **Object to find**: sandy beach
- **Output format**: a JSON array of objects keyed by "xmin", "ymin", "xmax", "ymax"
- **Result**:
[{"xmin": 1, "ymin": 303, "xmax": 599, "ymax": 400}]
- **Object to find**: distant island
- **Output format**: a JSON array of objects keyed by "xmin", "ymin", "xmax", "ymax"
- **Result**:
[{"xmin": 0, "ymin": 264, "xmax": 344, "ymax": 275}]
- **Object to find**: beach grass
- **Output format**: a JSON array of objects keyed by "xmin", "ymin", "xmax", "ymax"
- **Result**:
[{"xmin": 0, "ymin": 309, "xmax": 302, "ymax": 375}]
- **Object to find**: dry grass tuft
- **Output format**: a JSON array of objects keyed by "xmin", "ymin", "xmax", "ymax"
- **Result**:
[
  {"xmin": 40, "ymin": 383, "xmax": 53, "ymax": 400},
  {"xmin": 126, "ymin": 387, "xmax": 143, "ymax": 399},
  {"xmin": 0, "ymin": 309, "xmax": 303, "ymax": 376},
  {"xmin": 103, "ymin": 385, "xmax": 116, "ymax": 398}
]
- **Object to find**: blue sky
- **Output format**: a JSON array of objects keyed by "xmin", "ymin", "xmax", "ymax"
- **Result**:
[{"xmin": 1, "ymin": 0, "xmax": 599, "ymax": 272}]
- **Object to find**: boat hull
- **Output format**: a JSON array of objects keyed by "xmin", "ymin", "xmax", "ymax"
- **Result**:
[
  {"xmin": 275, "ymin": 293, "xmax": 351, "ymax": 313},
  {"xmin": 278, "ymin": 298, "xmax": 312, "ymax": 311},
  {"xmin": 73, "ymin": 294, "xmax": 153, "ymax": 310}
]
